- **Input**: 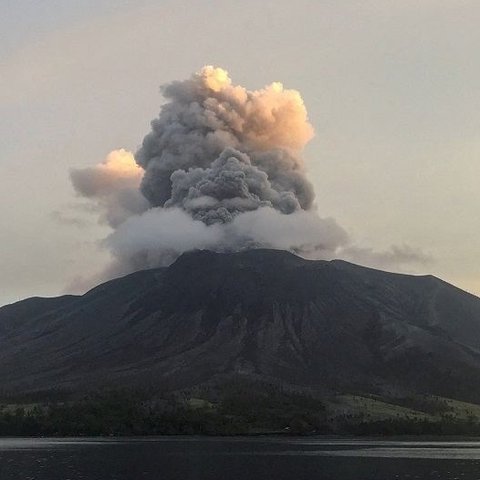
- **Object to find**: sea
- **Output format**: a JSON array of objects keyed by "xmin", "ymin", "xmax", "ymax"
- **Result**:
[{"xmin": 2, "ymin": 437, "xmax": 480, "ymax": 479}]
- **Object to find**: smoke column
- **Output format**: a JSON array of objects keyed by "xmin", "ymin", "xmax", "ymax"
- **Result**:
[{"xmin": 70, "ymin": 66, "xmax": 429, "ymax": 282}]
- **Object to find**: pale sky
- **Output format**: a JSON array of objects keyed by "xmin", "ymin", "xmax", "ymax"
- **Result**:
[{"xmin": 1, "ymin": 0, "xmax": 479, "ymax": 306}]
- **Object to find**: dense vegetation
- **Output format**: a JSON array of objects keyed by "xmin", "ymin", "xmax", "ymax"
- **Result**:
[
  {"xmin": 0, "ymin": 383, "xmax": 328, "ymax": 436},
  {"xmin": 1, "ymin": 382, "xmax": 480, "ymax": 437}
]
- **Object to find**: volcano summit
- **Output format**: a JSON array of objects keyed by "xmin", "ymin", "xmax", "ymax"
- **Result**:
[{"xmin": 2, "ymin": 249, "xmax": 480, "ymax": 403}]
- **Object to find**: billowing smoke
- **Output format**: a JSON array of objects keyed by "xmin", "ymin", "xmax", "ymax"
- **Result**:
[
  {"xmin": 136, "ymin": 66, "xmax": 315, "ymax": 222},
  {"xmin": 105, "ymin": 207, "xmax": 349, "ymax": 277},
  {"xmin": 71, "ymin": 149, "xmax": 148, "ymax": 227},
  {"xmin": 69, "ymin": 66, "xmax": 430, "ymax": 285}
]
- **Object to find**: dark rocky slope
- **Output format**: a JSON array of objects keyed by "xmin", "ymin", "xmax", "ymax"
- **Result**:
[{"xmin": 2, "ymin": 249, "xmax": 480, "ymax": 401}]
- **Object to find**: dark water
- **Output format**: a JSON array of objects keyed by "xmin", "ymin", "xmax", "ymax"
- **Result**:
[{"xmin": 2, "ymin": 437, "xmax": 480, "ymax": 479}]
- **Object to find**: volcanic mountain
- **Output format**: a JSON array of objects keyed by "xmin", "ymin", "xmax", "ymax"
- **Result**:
[{"xmin": 2, "ymin": 249, "xmax": 480, "ymax": 402}]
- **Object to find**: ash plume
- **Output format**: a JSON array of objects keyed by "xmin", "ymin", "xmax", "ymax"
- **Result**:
[
  {"xmin": 136, "ymin": 66, "xmax": 315, "ymax": 221},
  {"xmin": 71, "ymin": 149, "xmax": 148, "ymax": 227},
  {"xmin": 70, "ymin": 66, "xmax": 430, "ymax": 285}
]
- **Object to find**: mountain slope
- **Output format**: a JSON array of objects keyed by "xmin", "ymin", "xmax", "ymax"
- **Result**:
[{"xmin": 1, "ymin": 249, "xmax": 480, "ymax": 401}]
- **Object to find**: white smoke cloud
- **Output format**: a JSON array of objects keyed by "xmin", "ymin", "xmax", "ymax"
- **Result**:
[
  {"xmin": 106, "ymin": 207, "xmax": 223, "ymax": 275},
  {"xmin": 69, "ymin": 66, "xmax": 431, "ymax": 290},
  {"xmin": 104, "ymin": 206, "xmax": 349, "ymax": 276}
]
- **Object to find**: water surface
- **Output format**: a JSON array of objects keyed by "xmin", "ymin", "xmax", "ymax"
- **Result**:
[{"xmin": 2, "ymin": 437, "xmax": 480, "ymax": 479}]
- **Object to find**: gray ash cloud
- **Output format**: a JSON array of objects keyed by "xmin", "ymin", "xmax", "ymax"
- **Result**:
[{"xmin": 69, "ymin": 66, "xmax": 430, "ymax": 286}]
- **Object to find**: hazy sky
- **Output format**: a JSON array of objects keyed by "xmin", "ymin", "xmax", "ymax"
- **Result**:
[{"xmin": 1, "ymin": 0, "xmax": 479, "ymax": 306}]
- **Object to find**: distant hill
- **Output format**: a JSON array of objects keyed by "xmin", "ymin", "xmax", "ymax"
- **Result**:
[{"xmin": 2, "ymin": 249, "xmax": 480, "ymax": 403}]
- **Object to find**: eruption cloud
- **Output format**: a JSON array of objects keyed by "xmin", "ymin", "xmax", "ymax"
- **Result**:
[
  {"xmin": 136, "ymin": 66, "xmax": 315, "ymax": 221},
  {"xmin": 70, "ymin": 66, "xmax": 430, "ymax": 285},
  {"xmin": 71, "ymin": 149, "xmax": 148, "ymax": 227}
]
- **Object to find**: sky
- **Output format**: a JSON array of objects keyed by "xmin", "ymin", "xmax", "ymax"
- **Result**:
[{"xmin": 1, "ymin": 0, "xmax": 479, "ymax": 306}]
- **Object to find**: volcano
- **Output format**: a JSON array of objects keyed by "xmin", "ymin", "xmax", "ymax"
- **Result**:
[{"xmin": 2, "ymin": 249, "xmax": 480, "ymax": 402}]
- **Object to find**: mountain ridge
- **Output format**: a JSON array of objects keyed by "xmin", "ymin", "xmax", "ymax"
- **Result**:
[{"xmin": 2, "ymin": 249, "xmax": 480, "ymax": 403}]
